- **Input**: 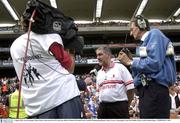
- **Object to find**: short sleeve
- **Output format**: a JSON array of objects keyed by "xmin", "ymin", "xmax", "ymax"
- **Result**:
[{"xmin": 38, "ymin": 33, "xmax": 63, "ymax": 52}]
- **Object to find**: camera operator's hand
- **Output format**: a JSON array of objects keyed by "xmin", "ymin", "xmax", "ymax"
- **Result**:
[{"xmin": 118, "ymin": 51, "xmax": 132, "ymax": 66}]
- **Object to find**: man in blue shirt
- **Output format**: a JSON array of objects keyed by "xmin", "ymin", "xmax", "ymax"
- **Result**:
[{"xmin": 118, "ymin": 15, "xmax": 176, "ymax": 118}]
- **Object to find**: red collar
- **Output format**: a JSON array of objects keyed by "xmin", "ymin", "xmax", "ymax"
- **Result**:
[{"xmin": 102, "ymin": 61, "xmax": 115, "ymax": 71}]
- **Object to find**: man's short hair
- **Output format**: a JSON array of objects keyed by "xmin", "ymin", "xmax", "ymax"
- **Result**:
[{"xmin": 96, "ymin": 46, "xmax": 112, "ymax": 56}]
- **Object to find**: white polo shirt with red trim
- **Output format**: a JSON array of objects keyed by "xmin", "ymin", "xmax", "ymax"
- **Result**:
[{"xmin": 96, "ymin": 62, "xmax": 134, "ymax": 103}]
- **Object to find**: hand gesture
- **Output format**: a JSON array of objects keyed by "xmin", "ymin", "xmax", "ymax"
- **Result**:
[
  {"xmin": 121, "ymin": 48, "xmax": 133, "ymax": 60},
  {"xmin": 117, "ymin": 51, "xmax": 132, "ymax": 66}
]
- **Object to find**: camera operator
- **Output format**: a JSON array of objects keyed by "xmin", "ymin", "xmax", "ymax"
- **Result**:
[{"xmin": 10, "ymin": 0, "xmax": 83, "ymax": 119}]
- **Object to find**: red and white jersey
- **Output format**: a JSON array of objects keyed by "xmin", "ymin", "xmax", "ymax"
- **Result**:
[{"xmin": 96, "ymin": 62, "xmax": 134, "ymax": 102}]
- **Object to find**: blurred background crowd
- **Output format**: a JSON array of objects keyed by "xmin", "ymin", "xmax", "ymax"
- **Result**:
[{"xmin": 0, "ymin": 70, "xmax": 180, "ymax": 119}]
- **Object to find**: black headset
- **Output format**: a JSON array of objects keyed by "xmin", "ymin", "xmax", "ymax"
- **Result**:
[{"xmin": 135, "ymin": 15, "xmax": 149, "ymax": 30}]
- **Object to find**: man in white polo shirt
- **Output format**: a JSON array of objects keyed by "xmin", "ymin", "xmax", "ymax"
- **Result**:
[{"xmin": 96, "ymin": 46, "xmax": 135, "ymax": 118}]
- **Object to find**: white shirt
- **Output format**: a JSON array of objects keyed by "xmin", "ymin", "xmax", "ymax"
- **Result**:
[
  {"xmin": 10, "ymin": 32, "xmax": 80, "ymax": 116},
  {"xmin": 96, "ymin": 62, "xmax": 134, "ymax": 102},
  {"xmin": 170, "ymin": 93, "xmax": 177, "ymax": 109},
  {"xmin": 141, "ymin": 31, "xmax": 149, "ymax": 42}
]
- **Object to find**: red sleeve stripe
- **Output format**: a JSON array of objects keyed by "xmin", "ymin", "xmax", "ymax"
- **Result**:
[{"xmin": 125, "ymin": 80, "xmax": 133, "ymax": 86}]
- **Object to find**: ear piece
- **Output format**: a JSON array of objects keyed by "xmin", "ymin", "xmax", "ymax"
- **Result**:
[{"xmin": 136, "ymin": 15, "xmax": 147, "ymax": 30}]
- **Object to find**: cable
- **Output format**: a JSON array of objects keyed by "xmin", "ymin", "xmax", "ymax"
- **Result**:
[{"xmin": 29, "ymin": 40, "xmax": 70, "ymax": 76}]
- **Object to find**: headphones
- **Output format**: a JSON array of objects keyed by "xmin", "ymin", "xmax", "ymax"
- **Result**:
[{"xmin": 135, "ymin": 15, "xmax": 148, "ymax": 30}]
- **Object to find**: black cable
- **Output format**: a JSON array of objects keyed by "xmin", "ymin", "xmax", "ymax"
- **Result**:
[{"xmin": 29, "ymin": 40, "xmax": 70, "ymax": 76}]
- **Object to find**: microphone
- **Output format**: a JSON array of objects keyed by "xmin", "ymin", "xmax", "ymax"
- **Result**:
[{"xmin": 89, "ymin": 65, "xmax": 101, "ymax": 76}]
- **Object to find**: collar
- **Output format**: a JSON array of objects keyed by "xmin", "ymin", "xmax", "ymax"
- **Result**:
[
  {"xmin": 102, "ymin": 61, "xmax": 115, "ymax": 71},
  {"xmin": 169, "ymin": 92, "xmax": 177, "ymax": 98},
  {"xmin": 141, "ymin": 31, "xmax": 149, "ymax": 42}
]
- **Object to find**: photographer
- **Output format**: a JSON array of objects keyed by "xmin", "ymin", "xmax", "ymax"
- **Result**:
[
  {"xmin": 118, "ymin": 15, "xmax": 176, "ymax": 118},
  {"xmin": 10, "ymin": 0, "xmax": 83, "ymax": 118}
]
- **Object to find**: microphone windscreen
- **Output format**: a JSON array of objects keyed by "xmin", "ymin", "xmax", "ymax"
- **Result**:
[{"xmin": 94, "ymin": 64, "xmax": 101, "ymax": 71}]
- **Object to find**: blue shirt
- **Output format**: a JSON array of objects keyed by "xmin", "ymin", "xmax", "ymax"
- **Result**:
[{"xmin": 131, "ymin": 29, "xmax": 176, "ymax": 87}]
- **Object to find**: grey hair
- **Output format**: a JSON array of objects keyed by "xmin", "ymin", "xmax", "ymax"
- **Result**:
[{"xmin": 96, "ymin": 46, "xmax": 112, "ymax": 56}]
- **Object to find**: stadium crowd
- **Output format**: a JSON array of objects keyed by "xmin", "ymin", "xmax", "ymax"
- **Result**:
[{"xmin": 0, "ymin": 70, "xmax": 180, "ymax": 119}]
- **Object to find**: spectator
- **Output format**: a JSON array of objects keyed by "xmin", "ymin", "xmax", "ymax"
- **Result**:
[
  {"xmin": 0, "ymin": 102, "xmax": 8, "ymax": 118},
  {"xmin": 129, "ymin": 96, "xmax": 139, "ymax": 118},
  {"xmin": 8, "ymin": 82, "xmax": 28, "ymax": 119},
  {"xmin": 169, "ymin": 85, "xmax": 180, "ymax": 118}
]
